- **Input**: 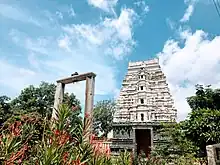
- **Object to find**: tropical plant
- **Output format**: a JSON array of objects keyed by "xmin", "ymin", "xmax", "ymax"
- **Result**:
[
  {"xmin": 0, "ymin": 104, "xmax": 112, "ymax": 164},
  {"xmin": 2, "ymin": 84, "xmax": 218, "ymax": 164}
]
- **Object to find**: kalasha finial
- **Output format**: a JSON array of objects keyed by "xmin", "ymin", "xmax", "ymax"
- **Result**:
[{"xmin": 71, "ymin": 72, "xmax": 79, "ymax": 76}]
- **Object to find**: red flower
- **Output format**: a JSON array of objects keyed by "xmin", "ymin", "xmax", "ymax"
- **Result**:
[
  {"xmin": 6, "ymin": 144, "xmax": 28, "ymax": 164},
  {"xmin": 9, "ymin": 121, "xmax": 22, "ymax": 137},
  {"xmin": 90, "ymin": 134, "xmax": 95, "ymax": 144},
  {"xmin": 54, "ymin": 129, "xmax": 60, "ymax": 136},
  {"xmin": 58, "ymin": 131, "xmax": 70, "ymax": 146},
  {"xmin": 62, "ymin": 152, "xmax": 69, "ymax": 162},
  {"xmin": 85, "ymin": 112, "xmax": 90, "ymax": 118},
  {"xmin": 71, "ymin": 158, "xmax": 81, "ymax": 165}
]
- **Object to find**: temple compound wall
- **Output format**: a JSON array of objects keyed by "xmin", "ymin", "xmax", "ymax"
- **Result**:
[{"xmin": 110, "ymin": 58, "xmax": 177, "ymax": 156}]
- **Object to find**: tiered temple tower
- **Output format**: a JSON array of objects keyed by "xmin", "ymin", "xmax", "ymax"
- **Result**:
[{"xmin": 110, "ymin": 58, "xmax": 177, "ymax": 156}]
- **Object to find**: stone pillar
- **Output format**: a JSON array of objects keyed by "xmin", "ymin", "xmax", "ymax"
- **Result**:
[
  {"xmin": 133, "ymin": 128, "xmax": 137, "ymax": 156},
  {"xmin": 206, "ymin": 144, "xmax": 220, "ymax": 165},
  {"xmin": 150, "ymin": 127, "xmax": 154, "ymax": 148},
  {"xmin": 52, "ymin": 82, "xmax": 65, "ymax": 120},
  {"xmin": 84, "ymin": 76, "xmax": 95, "ymax": 138},
  {"xmin": 85, "ymin": 76, "xmax": 95, "ymax": 117}
]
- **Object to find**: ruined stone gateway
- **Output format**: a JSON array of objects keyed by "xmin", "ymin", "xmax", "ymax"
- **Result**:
[{"xmin": 110, "ymin": 58, "xmax": 177, "ymax": 156}]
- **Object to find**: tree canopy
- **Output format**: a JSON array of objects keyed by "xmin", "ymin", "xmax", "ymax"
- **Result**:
[
  {"xmin": 152, "ymin": 122, "xmax": 198, "ymax": 161},
  {"xmin": 181, "ymin": 108, "xmax": 220, "ymax": 157},
  {"xmin": 182, "ymin": 84, "xmax": 220, "ymax": 157},
  {"xmin": 0, "ymin": 95, "xmax": 11, "ymax": 124},
  {"xmin": 187, "ymin": 84, "xmax": 220, "ymax": 111},
  {"xmin": 154, "ymin": 84, "xmax": 220, "ymax": 159},
  {"xmin": 0, "ymin": 82, "xmax": 81, "ymax": 124},
  {"xmin": 93, "ymin": 99, "xmax": 116, "ymax": 137}
]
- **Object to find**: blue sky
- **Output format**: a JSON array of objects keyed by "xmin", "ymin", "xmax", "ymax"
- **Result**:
[{"xmin": 0, "ymin": 0, "xmax": 220, "ymax": 121}]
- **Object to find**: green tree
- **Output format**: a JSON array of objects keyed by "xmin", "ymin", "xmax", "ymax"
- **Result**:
[
  {"xmin": 152, "ymin": 122, "xmax": 198, "ymax": 161},
  {"xmin": 182, "ymin": 84, "xmax": 220, "ymax": 157},
  {"xmin": 93, "ymin": 99, "xmax": 116, "ymax": 137},
  {"xmin": 181, "ymin": 109, "xmax": 220, "ymax": 157},
  {"xmin": 0, "ymin": 95, "xmax": 11, "ymax": 124},
  {"xmin": 10, "ymin": 82, "xmax": 81, "ymax": 118},
  {"xmin": 152, "ymin": 84, "xmax": 220, "ymax": 160},
  {"xmin": 187, "ymin": 84, "xmax": 220, "ymax": 111}
]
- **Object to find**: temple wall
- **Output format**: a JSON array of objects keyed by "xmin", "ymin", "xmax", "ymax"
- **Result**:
[
  {"xmin": 113, "ymin": 126, "xmax": 134, "ymax": 139},
  {"xmin": 111, "ymin": 58, "xmax": 177, "ymax": 155}
]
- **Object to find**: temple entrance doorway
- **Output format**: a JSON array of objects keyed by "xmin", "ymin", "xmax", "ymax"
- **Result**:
[{"xmin": 135, "ymin": 129, "xmax": 151, "ymax": 157}]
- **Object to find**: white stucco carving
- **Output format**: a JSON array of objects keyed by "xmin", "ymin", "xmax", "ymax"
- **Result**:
[{"xmin": 113, "ymin": 58, "xmax": 177, "ymax": 123}]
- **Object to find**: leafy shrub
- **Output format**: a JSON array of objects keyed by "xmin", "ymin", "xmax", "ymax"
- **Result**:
[{"xmin": 0, "ymin": 104, "xmax": 207, "ymax": 165}]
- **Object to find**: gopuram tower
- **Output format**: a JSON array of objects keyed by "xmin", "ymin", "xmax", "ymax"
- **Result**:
[{"xmin": 110, "ymin": 58, "xmax": 177, "ymax": 156}]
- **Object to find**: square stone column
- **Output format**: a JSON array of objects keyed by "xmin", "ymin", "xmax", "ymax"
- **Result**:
[
  {"xmin": 206, "ymin": 144, "xmax": 220, "ymax": 165},
  {"xmin": 85, "ymin": 76, "xmax": 95, "ymax": 117},
  {"xmin": 52, "ymin": 82, "xmax": 65, "ymax": 119},
  {"xmin": 84, "ymin": 76, "xmax": 95, "ymax": 140}
]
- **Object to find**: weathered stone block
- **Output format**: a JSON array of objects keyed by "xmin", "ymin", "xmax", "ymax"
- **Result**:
[{"xmin": 206, "ymin": 144, "xmax": 220, "ymax": 165}]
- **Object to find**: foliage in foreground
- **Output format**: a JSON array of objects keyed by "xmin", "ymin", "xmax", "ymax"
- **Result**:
[
  {"xmin": 0, "ymin": 104, "xmax": 207, "ymax": 165},
  {"xmin": 1, "ymin": 83, "xmax": 218, "ymax": 164},
  {"xmin": 0, "ymin": 104, "xmax": 93, "ymax": 164}
]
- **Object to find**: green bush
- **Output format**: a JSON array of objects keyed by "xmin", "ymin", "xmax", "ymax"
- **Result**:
[{"xmin": 0, "ymin": 104, "xmax": 207, "ymax": 165}]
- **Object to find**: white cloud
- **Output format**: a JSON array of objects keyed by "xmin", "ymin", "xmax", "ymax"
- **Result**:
[
  {"xmin": 134, "ymin": 0, "xmax": 150, "ymax": 15},
  {"xmin": 166, "ymin": 18, "xmax": 176, "ymax": 30},
  {"xmin": 180, "ymin": 4, "xmax": 194, "ymax": 23},
  {"xmin": 1, "ymin": 4, "xmax": 140, "ymax": 108},
  {"xmin": 57, "ymin": 35, "xmax": 71, "ymax": 52},
  {"xmin": 143, "ymin": 6, "xmax": 150, "ymax": 14},
  {"xmin": 0, "ymin": 3, "xmax": 43, "ymax": 27},
  {"xmin": 180, "ymin": 0, "xmax": 199, "ymax": 23},
  {"xmin": 56, "ymin": 11, "xmax": 63, "ymax": 20},
  {"xmin": 104, "ymin": 8, "xmax": 136, "ymax": 41},
  {"xmin": 87, "ymin": 0, "xmax": 118, "ymax": 13},
  {"xmin": 69, "ymin": 5, "xmax": 76, "ymax": 17},
  {"xmin": 62, "ymin": 8, "xmax": 137, "ymax": 59},
  {"xmin": 0, "ymin": 60, "xmax": 36, "ymax": 92},
  {"xmin": 158, "ymin": 29, "xmax": 220, "ymax": 121},
  {"xmin": 9, "ymin": 29, "xmax": 59, "ymax": 56},
  {"xmin": 27, "ymin": 53, "xmax": 40, "ymax": 70}
]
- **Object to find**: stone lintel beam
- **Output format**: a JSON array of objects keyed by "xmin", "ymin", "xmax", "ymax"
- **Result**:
[{"xmin": 57, "ymin": 72, "xmax": 96, "ymax": 84}]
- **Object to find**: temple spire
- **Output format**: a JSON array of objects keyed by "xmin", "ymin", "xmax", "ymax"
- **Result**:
[{"xmin": 114, "ymin": 58, "xmax": 177, "ymax": 123}]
